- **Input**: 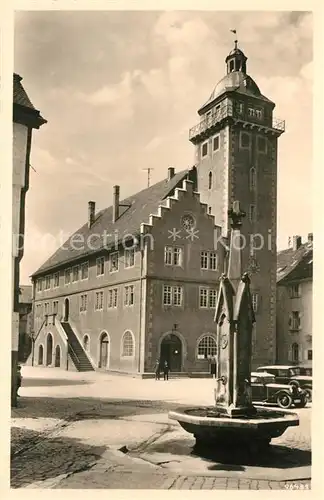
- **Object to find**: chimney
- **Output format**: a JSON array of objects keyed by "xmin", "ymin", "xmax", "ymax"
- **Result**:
[
  {"xmin": 293, "ymin": 235, "xmax": 302, "ymax": 251},
  {"xmin": 308, "ymin": 232, "xmax": 313, "ymax": 243},
  {"xmin": 113, "ymin": 185, "xmax": 120, "ymax": 223},
  {"xmin": 168, "ymin": 166, "xmax": 175, "ymax": 181},
  {"xmin": 88, "ymin": 201, "xmax": 95, "ymax": 228}
]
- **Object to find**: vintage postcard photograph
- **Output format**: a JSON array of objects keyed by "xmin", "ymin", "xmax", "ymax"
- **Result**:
[{"xmin": 5, "ymin": 5, "xmax": 315, "ymax": 493}]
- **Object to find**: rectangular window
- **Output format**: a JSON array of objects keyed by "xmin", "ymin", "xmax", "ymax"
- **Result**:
[
  {"xmin": 209, "ymin": 289, "xmax": 217, "ymax": 309},
  {"xmin": 201, "ymin": 251, "xmax": 217, "ymax": 270},
  {"xmin": 307, "ymin": 349, "xmax": 312, "ymax": 361},
  {"xmin": 53, "ymin": 272, "xmax": 60, "ymax": 288},
  {"xmin": 199, "ymin": 288, "xmax": 208, "ymax": 308},
  {"xmin": 72, "ymin": 266, "xmax": 79, "ymax": 282},
  {"xmin": 257, "ymin": 136, "xmax": 267, "ymax": 153},
  {"xmin": 248, "ymin": 107, "xmax": 256, "ymax": 117},
  {"xmin": 64, "ymin": 268, "xmax": 71, "ymax": 285},
  {"xmin": 201, "ymin": 141, "xmax": 208, "ymax": 157},
  {"xmin": 164, "ymin": 246, "xmax": 182, "ymax": 266},
  {"xmin": 252, "ymin": 293, "xmax": 258, "ymax": 313},
  {"xmin": 45, "ymin": 275, "xmax": 51, "ymax": 290},
  {"xmin": 163, "ymin": 285, "xmax": 172, "ymax": 306},
  {"xmin": 199, "ymin": 288, "xmax": 217, "ymax": 308},
  {"xmin": 124, "ymin": 285, "xmax": 134, "ymax": 307},
  {"xmin": 291, "ymin": 311, "xmax": 300, "ymax": 330},
  {"xmin": 201, "ymin": 251, "xmax": 208, "ymax": 270},
  {"xmin": 173, "ymin": 286, "xmax": 183, "ymax": 306},
  {"xmin": 44, "ymin": 302, "xmax": 49, "ymax": 315},
  {"xmin": 80, "ymin": 294, "xmax": 87, "ymax": 312},
  {"xmin": 96, "ymin": 257, "xmax": 105, "ymax": 276},
  {"xmin": 212, "ymin": 134, "xmax": 220, "ymax": 152},
  {"xmin": 236, "ymin": 102, "xmax": 244, "ymax": 114},
  {"xmin": 53, "ymin": 301, "xmax": 59, "ymax": 314},
  {"xmin": 249, "ymin": 204, "xmax": 256, "ymax": 223},
  {"xmin": 289, "ymin": 284, "xmax": 301, "ymax": 298},
  {"xmin": 209, "ymin": 252, "xmax": 217, "ymax": 270},
  {"xmin": 240, "ymin": 131, "xmax": 250, "ymax": 148},
  {"xmin": 37, "ymin": 279, "xmax": 43, "ymax": 292},
  {"xmin": 95, "ymin": 291, "xmax": 104, "ymax": 310},
  {"xmin": 81, "ymin": 262, "xmax": 89, "ymax": 280},
  {"xmin": 108, "ymin": 288, "xmax": 118, "ymax": 308},
  {"xmin": 110, "ymin": 252, "xmax": 119, "ymax": 273},
  {"xmin": 125, "ymin": 249, "xmax": 135, "ymax": 268}
]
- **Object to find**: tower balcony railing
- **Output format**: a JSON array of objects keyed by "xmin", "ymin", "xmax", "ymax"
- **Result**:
[{"xmin": 189, "ymin": 104, "xmax": 285, "ymax": 142}]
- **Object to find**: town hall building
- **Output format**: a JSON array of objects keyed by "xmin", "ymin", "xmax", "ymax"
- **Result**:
[{"xmin": 28, "ymin": 42, "xmax": 285, "ymax": 375}]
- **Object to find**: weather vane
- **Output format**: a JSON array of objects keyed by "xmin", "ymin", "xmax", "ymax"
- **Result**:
[{"xmin": 230, "ymin": 29, "xmax": 238, "ymax": 49}]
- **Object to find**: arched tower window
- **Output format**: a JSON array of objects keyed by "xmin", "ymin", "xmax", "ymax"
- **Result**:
[
  {"xmin": 208, "ymin": 171, "xmax": 212, "ymax": 190},
  {"xmin": 121, "ymin": 331, "xmax": 135, "ymax": 357},
  {"xmin": 250, "ymin": 167, "xmax": 256, "ymax": 190}
]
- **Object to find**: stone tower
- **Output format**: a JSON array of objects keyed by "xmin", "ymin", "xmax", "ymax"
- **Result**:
[{"xmin": 189, "ymin": 42, "xmax": 285, "ymax": 367}]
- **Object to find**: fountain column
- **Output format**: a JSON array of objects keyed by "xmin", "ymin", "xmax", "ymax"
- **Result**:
[{"xmin": 214, "ymin": 201, "xmax": 256, "ymax": 417}]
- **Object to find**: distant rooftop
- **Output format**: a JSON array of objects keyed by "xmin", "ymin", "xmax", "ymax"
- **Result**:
[{"xmin": 277, "ymin": 235, "xmax": 313, "ymax": 284}]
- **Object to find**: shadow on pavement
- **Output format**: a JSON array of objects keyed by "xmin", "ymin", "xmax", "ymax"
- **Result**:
[
  {"xmin": 11, "ymin": 395, "xmax": 187, "ymax": 420},
  {"xmin": 21, "ymin": 377, "xmax": 92, "ymax": 388},
  {"xmin": 11, "ymin": 427, "xmax": 106, "ymax": 488}
]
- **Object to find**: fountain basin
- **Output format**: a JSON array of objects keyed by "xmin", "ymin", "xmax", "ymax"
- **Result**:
[{"xmin": 169, "ymin": 406, "xmax": 299, "ymax": 453}]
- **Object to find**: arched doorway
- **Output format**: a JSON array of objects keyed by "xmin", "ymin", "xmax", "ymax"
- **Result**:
[
  {"xmin": 63, "ymin": 298, "xmax": 70, "ymax": 322},
  {"xmin": 55, "ymin": 345, "xmax": 61, "ymax": 367},
  {"xmin": 160, "ymin": 334, "xmax": 182, "ymax": 372},
  {"xmin": 38, "ymin": 345, "xmax": 44, "ymax": 365},
  {"xmin": 99, "ymin": 332, "xmax": 110, "ymax": 369},
  {"xmin": 46, "ymin": 333, "xmax": 53, "ymax": 366}
]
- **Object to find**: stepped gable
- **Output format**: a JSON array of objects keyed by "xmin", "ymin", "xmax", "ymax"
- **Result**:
[
  {"xmin": 140, "ymin": 178, "xmax": 215, "ymax": 235},
  {"xmin": 32, "ymin": 169, "xmax": 190, "ymax": 276},
  {"xmin": 277, "ymin": 241, "xmax": 313, "ymax": 284}
]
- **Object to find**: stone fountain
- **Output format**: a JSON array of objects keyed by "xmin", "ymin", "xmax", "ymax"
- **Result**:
[{"xmin": 169, "ymin": 201, "xmax": 299, "ymax": 454}]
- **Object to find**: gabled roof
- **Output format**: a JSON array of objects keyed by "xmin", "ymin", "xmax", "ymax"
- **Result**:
[
  {"xmin": 277, "ymin": 241, "xmax": 313, "ymax": 284},
  {"xmin": 32, "ymin": 170, "xmax": 190, "ymax": 277},
  {"xmin": 214, "ymin": 276, "xmax": 235, "ymax": 324},
  {"xmin": 19, "ymin": 285, "xmax": 32, "ymax": 304},
  {"xmin": 13, "ymin": 73, "xmax": 47, "ymax": 128}
]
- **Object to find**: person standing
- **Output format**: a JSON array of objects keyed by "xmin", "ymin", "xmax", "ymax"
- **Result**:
[
  {"xmin": 163, "ymin": 360, "xmax": 170, "ymax": 381},
  {"xmin": 154, "ymin": 359, "xmax": 161, "ymax": 380}
]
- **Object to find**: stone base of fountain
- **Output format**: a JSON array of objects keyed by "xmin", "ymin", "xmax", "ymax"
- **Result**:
[{"xmin": 169, "ymin": 406, "xmax": 299, "ymax": 454}]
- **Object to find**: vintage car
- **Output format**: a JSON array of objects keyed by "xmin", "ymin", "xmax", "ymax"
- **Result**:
[
  {"xmin": 251, "ymin": 372, "xmax": 307, "ymax": 409},
  {"xmin": 256, "ymin": 365, "xmax": 312, "ymax": 402}
]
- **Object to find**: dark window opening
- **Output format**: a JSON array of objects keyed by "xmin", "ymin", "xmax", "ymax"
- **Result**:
[{"xmin": 208, "ymin": 171, "xmax": 212, "ymax": 190}]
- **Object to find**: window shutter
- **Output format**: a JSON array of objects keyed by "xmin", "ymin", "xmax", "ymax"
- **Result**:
[
  {"xmin": 298, "ymin": 315, "xmax": 301, "ymax": 328},
  {"xmin": 288, "ymin": 314, "xmax": 292, "ymax": 327},
  {"xmin": 287, "ymin": 345, "xmax": 292, "ymax": 362}
]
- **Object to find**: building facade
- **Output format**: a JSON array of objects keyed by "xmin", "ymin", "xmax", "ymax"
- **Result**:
[
  {"xmin": 29, "ymin": 43, "xmax": 284, "ymax": 374},
  {"xmin": 12, "ymin": 74, "xmax": 46, "ymax": 405},
  {"xmin": 276, "ymin": 234, "xmax": 313, "ymax": 366}
]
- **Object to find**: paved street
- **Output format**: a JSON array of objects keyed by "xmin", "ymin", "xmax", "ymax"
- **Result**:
[{"xmin": 11, "ymin": 366, "xmax": 312, "ymax": 490}]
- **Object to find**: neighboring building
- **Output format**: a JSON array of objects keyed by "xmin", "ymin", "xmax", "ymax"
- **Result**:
[
  {"xmin": 18, "ymin": 285, "xmax": 33, "ymax": 362},
  {"xmin": 276, "ymin": 234, "xmax": 313, "ymax": 366},
  {"xmin": 12, "ymin": 74, "xmax": 46, "ymax": 405},
  {"xmin": 29, "ymin": 43, "xmax": 284, "ymax": 375}
]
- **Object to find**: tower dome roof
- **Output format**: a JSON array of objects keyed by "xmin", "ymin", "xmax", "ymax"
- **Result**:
[{"xmin": 198, "ymin": 71, "xmax": 273, "ymax": 114}]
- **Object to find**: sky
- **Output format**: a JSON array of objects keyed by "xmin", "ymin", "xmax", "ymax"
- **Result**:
[{"xmin": 14, "ymin": 10, "xmax": 313, "ymax": 284}]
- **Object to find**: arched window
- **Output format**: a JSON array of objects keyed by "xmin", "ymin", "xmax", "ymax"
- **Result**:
[
  {"xmin": 197, "ymin": 335, "xmax": 217, "ymax": 359},
  {"xmin": 121, "ymin": 331, "xmax": 134, "ymax": 357},
  {"xmin": 208, "ymin": 171, "xmax": 212, "ymax": 190},
  {"xmin": 83, "ymin": 334, "xmax": 90, "ymax": 352},
  {"xmin": 38, "ymin": 345, "xmax": 44, "ymax": 365},
  {"xmin": 249, "ymin": 167, "xmax": 256, "ymax": 190},
  {"xmin": 292, "ymin": 343, "xmax": 299, "ymax": 363}
]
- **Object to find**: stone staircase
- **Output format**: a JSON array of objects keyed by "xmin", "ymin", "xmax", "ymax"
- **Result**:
[{"xmin": 61, "ymin": 322, "xmax": 94, "ymax": 372}]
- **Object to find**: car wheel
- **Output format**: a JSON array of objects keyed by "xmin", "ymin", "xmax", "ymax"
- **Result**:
[
  {"xmin": 277, "ymin": 392, "xmax": 293, "ymax": 409},
  {"xmin": 304, "ymin": 388, "xmax": 312, "ymax": 403},
  {"xmin": 294, "ymin": 398, "xmax": 307, "ymax": 408}
]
